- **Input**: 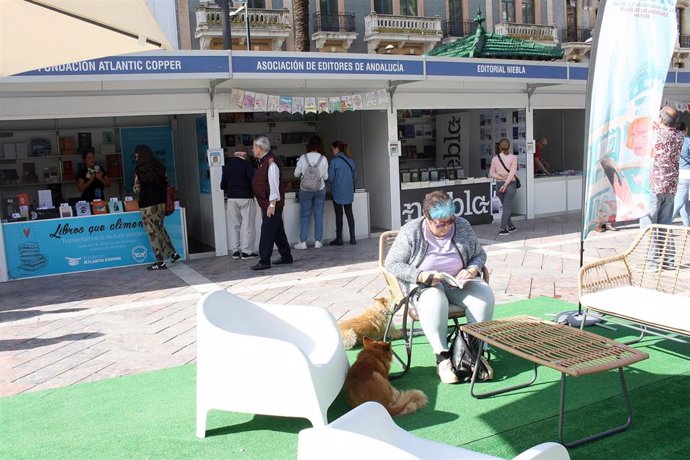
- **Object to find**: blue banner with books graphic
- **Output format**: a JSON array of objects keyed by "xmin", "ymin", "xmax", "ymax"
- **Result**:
[{"xmin": 2, "ymin": 210, "xmax": 185, "ymax": 280}]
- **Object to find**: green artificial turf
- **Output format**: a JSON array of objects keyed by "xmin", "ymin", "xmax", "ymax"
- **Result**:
[{"xmin": 1, "ymin": 297, "xmax": 688, "ymax": 459}]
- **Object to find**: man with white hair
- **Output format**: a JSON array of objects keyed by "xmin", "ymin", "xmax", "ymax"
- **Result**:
[{"xmin": 250, "ymin": 135, "xmax": 293, "ymax": 270}]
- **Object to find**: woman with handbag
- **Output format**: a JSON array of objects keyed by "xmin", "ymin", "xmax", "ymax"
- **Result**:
[
  {"xmin": 384, "ymin": 190, "xmax": 495, "ymax": 384},
  {"xmin": 490, "ymin": 138, "xmax": 519, "ymax": 236},
  {"xmin": 133, "ymin": 144, "xmax": 180, "ymax": 270}
]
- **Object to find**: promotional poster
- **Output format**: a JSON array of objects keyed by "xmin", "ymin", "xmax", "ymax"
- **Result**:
[{"xmin": 582, "ymin": 0, "xmax": 678, "ymax": 238}]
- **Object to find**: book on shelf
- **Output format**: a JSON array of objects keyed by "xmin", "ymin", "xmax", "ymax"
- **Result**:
[
  {"xmin": 77, "ymin": 132, "xmax": 92, "ymax": 154},
  {"xmin": 100, "ymin": 143, "xmax": 116, "ymax": 154},
  {"xmin": 124, "ymin": 197, "xmax": 139, "ymax": 212},
  {"xmin": 59, "ymin": 204, "xmax": 73, "ymax": 218},
  {"xmin": 59, "ymin": 136, "xmax": 77, "ymax": 155},
  {"xmin": 91, "ymin": 200, "xmax": 107, "ymax": 215},
  {"xmin": 22, "ymin": 162, "xmax": 38, "ymax": 183},
  {"xmin": 75, "ymin": 201, "xmax": 91, "ymax": 216},
  {"xmin": 62, "ymin": 160, "xmax": 75, "ymax": 181},
  {"xmin": 30, "ymin": 138, "xmax": 52, "ymax": 156},
  {"xmin": 404, "ymin": 124, "xmax": 415, "ymax": 139},
  {"xmin": 105, "ymin": 154, "xmax": 122, "ymax": 178},
  {"xmin": 107, "ymin": 200, "xmax": 123, "ymax": 213},
  {"xmin": 38, "ymin": 189, "xmax": 53, "ymax": 208},
  {"xmin": 3, "ymin": 143, "xmax": 16, "ymax": 159},
  {"xmin": 15, "ymin": 143, "xmax": 28, "ymax": 158}
]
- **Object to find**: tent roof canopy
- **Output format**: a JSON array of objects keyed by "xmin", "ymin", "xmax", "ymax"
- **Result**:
[{"xmin": 428, "ymin": 9, "xmax": 564, "ymax": 61}]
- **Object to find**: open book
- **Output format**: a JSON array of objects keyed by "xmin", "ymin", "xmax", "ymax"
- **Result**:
[{"xmin": 424, "ymin": 272, "xmax": 483, "ymax": 289}]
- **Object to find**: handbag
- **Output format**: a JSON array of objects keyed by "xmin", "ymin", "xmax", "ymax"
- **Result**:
[
  {"xmin": 165, "ymin": 184, "xmax": 175, "ymax": 216},
  {"xmin": 450, "ymin": 330, "xmax": 493, "ymax": 382},
  {"xmin": 497, "ymin": 154, "xmax": 521, "ymax": 189}
]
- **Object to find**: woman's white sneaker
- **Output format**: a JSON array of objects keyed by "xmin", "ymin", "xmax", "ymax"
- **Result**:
[
  {"xmin": 293, "ymin": 241, "xmax": 307, "ymax": 250},
  {"xmin": 314, "ymin": 241, "xmax": 323, "ymax": 248},
  {"xmin": 436, "ymin": 358, "xmax": 459, "ymax": 384}
]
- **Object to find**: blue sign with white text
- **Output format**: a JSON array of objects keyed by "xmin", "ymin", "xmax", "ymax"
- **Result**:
[
  {"xmin": 427, "ymin": 60, "xmax": 568, "ymax": 80},
  {"xmin": 2, "ymin": 210, "xmax": 185, "ymax": 280},
  {"xmin": 18, "ymin": 55, "xmax": 229, "ymax": 76},
  {"xmin": 232, "ymin": 55, "xmax": 423, "ymax": 77}
]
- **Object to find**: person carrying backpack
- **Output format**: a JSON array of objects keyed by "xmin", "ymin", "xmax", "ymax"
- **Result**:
[{"xmin": 293, "ymin": 136, "xmax": 329, "ymax": 250}]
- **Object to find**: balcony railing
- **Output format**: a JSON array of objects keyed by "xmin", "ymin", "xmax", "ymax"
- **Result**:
[
  {"xmin": 365, "ymin": 13, "xmax": 442, "ymax": 36},
  {"xmin": 559, "ymin": 27, "xmax": 593, "ymax": 43},
  {"xmin": 195, "ymin": 5, "xmax": 290, "ymax": 32},
  {"xmin": 680, "ymin": 34, "xmax": 690, "ymax": 48},
  {"xmin": 494, "ymin": 22, "xmax": 559, "ymax": 44},
  {"xmin": 442, "ymin": 20, "xmax": 477, "ymax": 38},
  {"xmin": 312, "ymin": 12, "xmax": 356, "ymax": 33}
]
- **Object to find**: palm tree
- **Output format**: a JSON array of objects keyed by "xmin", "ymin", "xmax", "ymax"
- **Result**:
[{"xmin": 293, "ymin": 0, "xmax": 310, "ymax": 52}]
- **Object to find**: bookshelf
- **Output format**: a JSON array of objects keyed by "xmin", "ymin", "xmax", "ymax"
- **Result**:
[
  {"xmin": 220, "ymin": 119, "xmax": 317, "ymax": 191},
  {"xmin": 397, "ymin": 113, "xmax": 436, "ymax": 162},
  {"xmin": 0, "ymin": 124, "xmax": 124, "ymax": 213}
]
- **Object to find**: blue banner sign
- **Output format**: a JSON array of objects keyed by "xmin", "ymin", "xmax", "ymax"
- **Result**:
[
  {"xmin": 120, "ymin": 127, "xmax": 175, "ymax": 192},
  {"xmin": 426, "ymin": 60, "xmax": 568, "ymax": 80},
  {"xmin": 232, "ymin": 55, "xmax": 424, "ymax": 78},
  {"xmin": 18, "ymin": 55, "xmax": 229, "ymax": 77},
  {"xmin": 2, "ymin": 210, "xmax": 186, "ymax": 280}
]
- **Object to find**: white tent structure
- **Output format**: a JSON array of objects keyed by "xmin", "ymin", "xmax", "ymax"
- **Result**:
[{"xmin": 0, "ymin": 0, "xmax": 173, "ymax": 77}]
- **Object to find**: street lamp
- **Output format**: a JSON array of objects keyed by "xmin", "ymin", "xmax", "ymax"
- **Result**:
[
  {"xmin": 234, "ymin": 0, "xmax": 251, "ymax": 51},
  {"xmin": 221, "ymin": 1, "xmax": 247, "ymax": 50}
]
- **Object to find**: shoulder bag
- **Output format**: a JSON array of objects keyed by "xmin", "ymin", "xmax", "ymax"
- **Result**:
[
  {"xmin": 165, "ymin": 183, "xmax": 175, "ymax": 216},
  {"xmin": 497, "ymin": 154, "xmax": 520, "ymax": 189}
]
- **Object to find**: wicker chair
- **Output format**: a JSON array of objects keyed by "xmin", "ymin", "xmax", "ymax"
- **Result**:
[
  {"xmin": 379, "ymin": 230, "xmax": 490, "ymax": 379},
  {"xmin": 579, "ymin": 224, "xmax": 690, "ymax": 341}
]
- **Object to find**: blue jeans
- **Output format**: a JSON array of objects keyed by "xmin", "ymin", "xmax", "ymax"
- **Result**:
[
  {"xmin": 639, "ymin": 193, "xmax": 675, "ymax": 228},
  {"xmin": 640, "ymin": 193, "xmax": 676, "ymax": 267},
  {"xmin": 299, "ymin": 188, "xmax": 326, "ymax": 242},
  {"xmin": 672, "ymin": 178, "xmax": 690, "ymax": 226}
]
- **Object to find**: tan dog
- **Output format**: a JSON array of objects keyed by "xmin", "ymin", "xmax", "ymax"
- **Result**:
[
  {"xmin": 345, "ymin": 337, "xmax": 427, "ymax": 416},
  {"xmin": 338, "ymin": 297, "xmax": 404, "ymax": 350}
]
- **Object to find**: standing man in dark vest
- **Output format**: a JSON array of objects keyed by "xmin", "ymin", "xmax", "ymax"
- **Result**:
[{"xmin": 250, "ymin": 135, "xmax": 293, "ymax": 270}]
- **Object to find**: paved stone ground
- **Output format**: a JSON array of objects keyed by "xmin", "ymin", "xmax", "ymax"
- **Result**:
[{"xmin": 0, "ymin": 212, "xmax": 640, "ymax": 397}]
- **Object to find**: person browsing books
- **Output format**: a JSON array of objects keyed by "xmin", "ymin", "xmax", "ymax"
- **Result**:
[
  {"xmin": 490, "ymin": 138, "xmax": 518, "ymax": 236},
  {"xmin": 384, "ymin": 190, "xmax": 495, "ymax": 384},
  {"xmin": 327, "ymin": 140, "xmax": 356, "ymax": 245},
  {"xmin": 77, "ymin": 147, "xmax": 111, "ymax": 201},
  {"xmin": 293, "ymin": 136, "xmax": 329, "ymax": 250}
]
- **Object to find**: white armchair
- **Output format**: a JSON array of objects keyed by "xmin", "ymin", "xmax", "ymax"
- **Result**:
[
  {"xmin": 298, "ymin": 401, "xmax": 570, "ymax": 460},
  {"xmin": 196, "ymin": 290, "xmax": 349, "ymax": 438}
]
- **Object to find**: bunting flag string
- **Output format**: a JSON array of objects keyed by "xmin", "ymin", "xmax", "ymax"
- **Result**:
[
  {"xmin": 662, "ymin": 98, "xmax": 690, "ymax": 113},
  {"xmin": 229, "ymin": 88, "xmax": 389, "ymax": 113}
]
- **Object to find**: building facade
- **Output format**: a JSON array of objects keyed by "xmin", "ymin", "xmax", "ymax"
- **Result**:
[{"xmin": 187, "ymin": 1, "xmax": 690, "ymax": 66}]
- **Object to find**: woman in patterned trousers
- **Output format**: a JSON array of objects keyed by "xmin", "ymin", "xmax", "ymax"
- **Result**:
[{"xmin": 134, "ymin": 145, "xmax": 180, "ymax": 270}]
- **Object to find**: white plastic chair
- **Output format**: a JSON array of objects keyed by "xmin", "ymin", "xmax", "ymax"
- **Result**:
[
  {"xmin": 196, "ymin": 290, "xmax": 349, "ymax": 438},
  {"xmin": 298, "ymin": 401, "xmax": 570, "ymax": 460}
]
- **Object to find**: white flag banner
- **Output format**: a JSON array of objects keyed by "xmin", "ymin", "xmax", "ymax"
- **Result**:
[{"xmin": 582, "ymin": 0, "xmax": 678, "ymax": 239}]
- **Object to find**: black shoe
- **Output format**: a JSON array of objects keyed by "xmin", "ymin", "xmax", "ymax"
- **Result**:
[
  {"xmin": 147, "ymin": 262, "xmax": 167, "ymax": 270},
  {"xmin": 349, "ymin": 238, "xmax": 357, "ymax": 245},
  {"xmin": 498, "ymin": 228, "xmax": 510, "ymax": 236},
  {"xmin": 330, "ymin": 239, "xmax": 343, "ymax": 246},
  {"xmin": 272, "ymin": 257, "xmax": 293, "ymax": 265},
  {"xmin": 170, "ymin": 253, "xmax": 181, "ymax": 263},
  {"xmin": 241, "ymin": 252, "xmax": 258, "ymax": 259},
  {"xmin": 251, "ymin": 262, "xmax": 272, "ymax": 271},
  {"xmin": 507, "ymin": 225, "xmax": 517, "ymax": 233},
  {"xmin": 232, "ymin": 251, "xmax": 241, "ymax": 260}
]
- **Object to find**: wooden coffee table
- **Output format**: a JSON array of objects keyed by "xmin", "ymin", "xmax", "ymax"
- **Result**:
[{"xmin": 461, "ymin": 316, "xmax": 649, "ymax": 448}]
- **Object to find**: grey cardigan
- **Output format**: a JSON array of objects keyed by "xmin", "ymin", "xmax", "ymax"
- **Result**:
[{"xmin": 384, "ymin": 216, "xmax": 487, "ymax": 294}]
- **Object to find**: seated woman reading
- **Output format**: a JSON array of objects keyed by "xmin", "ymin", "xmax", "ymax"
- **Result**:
[{"xmin": 384, "ymin": 190, "xmax": 495, "ymax": 384}]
